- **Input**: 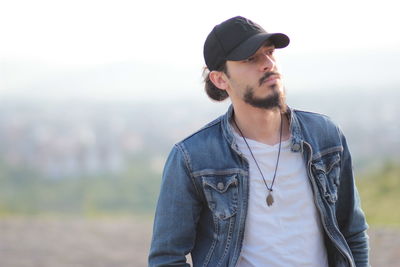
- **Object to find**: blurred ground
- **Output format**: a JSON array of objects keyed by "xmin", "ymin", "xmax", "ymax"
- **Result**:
[{"xmin": 0, "ymin": 217, "xmax": 398, "ymax": 266}]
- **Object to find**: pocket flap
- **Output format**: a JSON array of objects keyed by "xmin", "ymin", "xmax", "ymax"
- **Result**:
[{"xmin": 202, "ymin": 175, "xmax": 238, "ymax": 193}]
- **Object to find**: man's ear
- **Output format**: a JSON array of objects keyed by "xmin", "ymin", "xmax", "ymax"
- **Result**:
[{"xmin": 209, "ymin": 70, "xmax": 229, "ymax": 90}]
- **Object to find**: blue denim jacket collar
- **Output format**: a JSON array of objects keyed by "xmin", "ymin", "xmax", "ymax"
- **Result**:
[{"xmin": 221, "ymin": 104, "xmax": 304, "ymax": 154}]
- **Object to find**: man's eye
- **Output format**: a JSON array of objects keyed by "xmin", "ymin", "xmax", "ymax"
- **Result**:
[{"xmin": 244, "ymin": 57, "xmax": 255, "ymax": 62}]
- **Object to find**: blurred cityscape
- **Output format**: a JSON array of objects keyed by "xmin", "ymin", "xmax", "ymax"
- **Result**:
[
  {"xmin": 0, "ymin": 87, "xmax": 399, "ymax": 180},
  {"xmin": 0, "ymin": 98, "xmax": 226, "ymax": 179}
]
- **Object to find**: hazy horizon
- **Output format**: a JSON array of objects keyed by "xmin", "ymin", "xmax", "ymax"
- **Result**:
[{"xmin": 2, "ymin": 47, "xmax": 400, "ymax": 103}]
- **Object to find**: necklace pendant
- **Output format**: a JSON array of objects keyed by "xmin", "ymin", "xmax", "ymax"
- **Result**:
[{"xmin": 266, "ymin": 191, "xmax": 274, "ymax": 207}]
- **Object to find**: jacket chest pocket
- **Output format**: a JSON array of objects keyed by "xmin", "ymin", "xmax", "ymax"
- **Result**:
[
  {"xmin": 312, "ymin": 153, "xmax": 341, "ymax": 204},
  {"xmin": 202, "ymin": 174, "xmax": 239, "ymax": 220}
]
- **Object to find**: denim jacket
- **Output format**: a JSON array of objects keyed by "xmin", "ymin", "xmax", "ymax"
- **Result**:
[{"xmin": 149, "ymin": 106, "xmax": 369, "ymax": 267}]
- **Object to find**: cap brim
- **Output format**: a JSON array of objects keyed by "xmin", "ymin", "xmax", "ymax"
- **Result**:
[{"xmin": 226, "ymin": 33, "xmax": 289, "ymax": 61}]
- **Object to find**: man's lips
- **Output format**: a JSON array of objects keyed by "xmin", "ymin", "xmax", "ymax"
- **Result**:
[
  {"xmin": 259, "ymin": 72, "xmax": 280, "ymax": 86},
  {"xmin": 265, "ymin": 75, "xmax": 279, "ymax": 82}
]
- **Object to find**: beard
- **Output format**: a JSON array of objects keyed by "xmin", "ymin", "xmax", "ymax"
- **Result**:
[{"xmin": 243, "ymin": 83, "xmax": 286, "ymax": 111}]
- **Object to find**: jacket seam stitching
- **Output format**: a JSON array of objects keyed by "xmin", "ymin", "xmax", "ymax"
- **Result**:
[
  {"xmin": 176, "ymin": 143, "xmax": 202, "ymax": 199},
  {"xmin": 202, "ymin": 214, "xmax": 219, "ymax": 267},
  {"xmin": 312, "ymin": 146, "xmax": 343, "ymax": 160},
  {"xmin": 192, "ymin": 169, "xmax": 247, "ymax": 177},
  {"xmin": 216, "ymin": 217, "xmax": 235, "ymax": 266}
]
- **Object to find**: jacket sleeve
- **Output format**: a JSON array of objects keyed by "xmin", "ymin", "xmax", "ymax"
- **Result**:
[
  {"xmin": 148, "ymin": 144, "xmax": 202, "ymax": 267},
  {"xmin": 336, "ymin": 132, "xmax": 370, "ymax": 267}
]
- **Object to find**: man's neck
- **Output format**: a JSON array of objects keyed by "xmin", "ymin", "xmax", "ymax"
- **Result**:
[{"xmin": 232, "ymin": 103, "xmax": 290, "ymax": 146}]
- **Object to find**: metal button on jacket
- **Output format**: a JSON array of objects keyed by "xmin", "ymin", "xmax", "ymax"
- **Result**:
[
  {"xmin": 217, "ymin": 182, "xmax": 224, "ymax": 190},
  {"xmin": 292, "ymin": 143, "xmax": 301, "ymax": 152}
]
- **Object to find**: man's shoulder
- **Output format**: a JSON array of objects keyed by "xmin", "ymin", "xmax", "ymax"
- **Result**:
[
  {"xmin": 292, "ymin": 108, "xmax": 345, "ymax": 150},
  {"xmin": 170, "ymin": 114, "xmax": 233, "ymax": 170}
]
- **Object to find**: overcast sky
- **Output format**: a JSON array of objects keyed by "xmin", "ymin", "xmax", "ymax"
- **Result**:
[{"xmin": 1, "ymin": 0, "xmax": 399, "ymax": 101}]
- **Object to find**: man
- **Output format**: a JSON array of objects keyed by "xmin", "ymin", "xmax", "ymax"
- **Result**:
[{"xmin": 149, "ymin": 16, "xmax": 369, "ymax": 267}]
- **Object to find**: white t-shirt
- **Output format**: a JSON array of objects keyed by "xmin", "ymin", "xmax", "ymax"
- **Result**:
[{"xmin": 234, "ymin": 131, "xmax": 328, "ymax": 267}]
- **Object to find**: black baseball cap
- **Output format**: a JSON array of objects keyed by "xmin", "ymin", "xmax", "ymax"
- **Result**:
[{"xmin": 204, "ymin": 16, "xmax": 290, "ymax": 71}]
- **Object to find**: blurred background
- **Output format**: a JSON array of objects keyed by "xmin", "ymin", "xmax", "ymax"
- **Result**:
[{"xmin": 0, "ymin": 0, "xmax": 399, "ymax": 266}]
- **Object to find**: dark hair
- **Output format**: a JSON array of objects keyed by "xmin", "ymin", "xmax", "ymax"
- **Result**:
[{"xmin": 202, "ymin": 63, "xmax": 229, "ymax": 101}]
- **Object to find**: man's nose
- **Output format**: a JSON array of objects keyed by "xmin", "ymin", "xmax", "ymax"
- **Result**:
[{"xmin": 260, "ymin": 54, "xmax": 275, "ymax": 72}]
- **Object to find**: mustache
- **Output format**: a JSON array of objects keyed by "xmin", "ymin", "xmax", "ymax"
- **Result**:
[{"xmin": 259, "ymin": 72, "xmax": 281, "ymax": 86}]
